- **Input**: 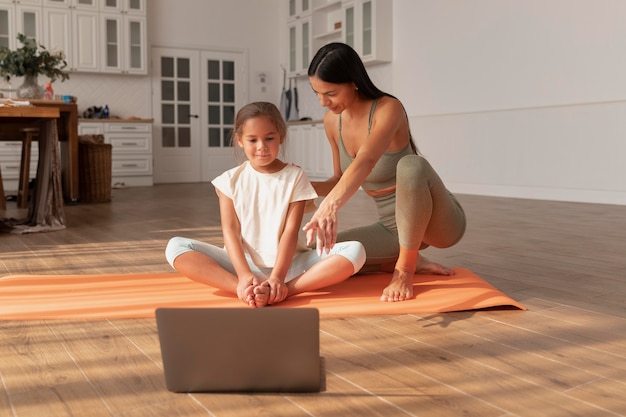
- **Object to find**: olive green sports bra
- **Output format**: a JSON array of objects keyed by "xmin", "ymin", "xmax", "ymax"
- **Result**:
[{"xmin": 338, "ymin": 99, "xmax": 414, "ymax": 193}]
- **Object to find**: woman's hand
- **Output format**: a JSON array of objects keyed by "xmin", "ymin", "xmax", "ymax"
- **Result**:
[{"xmin": 303, "ymin": 200, "xmax": 339, "ymax": 255}]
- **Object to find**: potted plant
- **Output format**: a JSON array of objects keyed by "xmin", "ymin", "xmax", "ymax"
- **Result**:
[{"xmin": 0, "ymin": 33, "xmax": 69, "ymax": 99}]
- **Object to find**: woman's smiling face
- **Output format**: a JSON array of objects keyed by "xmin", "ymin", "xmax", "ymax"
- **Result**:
[{"xmin": 309, "ymin": 76, "xmax": 358, "ymax": 114}]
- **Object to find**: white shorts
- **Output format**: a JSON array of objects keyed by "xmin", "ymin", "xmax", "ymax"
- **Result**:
[{"xmin": 165, "ymin": 236, "xmax": 366, "ymax": 281}]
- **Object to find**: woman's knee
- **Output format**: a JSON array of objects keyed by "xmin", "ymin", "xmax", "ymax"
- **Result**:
[{"xmin": 397, "ymin": 155, "xmax": 432, "ymax": 187}]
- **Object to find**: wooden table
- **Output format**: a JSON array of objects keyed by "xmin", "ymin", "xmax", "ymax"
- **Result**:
[
  {"xmin": 30, "ymin": 100, "xmax": 79, "ymax": 203},
  {"xmin": 0, "ymin": 105, "xmax": 66, "ymax": 233}
]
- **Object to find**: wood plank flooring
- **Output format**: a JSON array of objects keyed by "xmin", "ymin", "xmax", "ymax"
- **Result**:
[{"xmin": 1, "ymin": 183, "xmax": 625, "ymax": 416}]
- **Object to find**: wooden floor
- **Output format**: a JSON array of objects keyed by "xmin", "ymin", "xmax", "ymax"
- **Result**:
[{"xmin": 1, "ymin": 184, "xmax": 625, "ymax": 417}]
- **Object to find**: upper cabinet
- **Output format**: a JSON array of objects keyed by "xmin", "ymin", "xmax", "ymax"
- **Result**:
[
  {"xmin": 288, "ymin": 0, "xmax": 310, "ymax": 19},
  {"xmin": 310, "ymin": 0, "xmax": 342, "ymax": 53},
  {"xmin": 100, "ymin": 10, "xmax": 146, "ymax": 74},
  {"xmin": 342, "ymin": 0, "xmax": 391, "ymax": 63},
  {"xmin": 1, "ymin": 0, "xmax": 147, "ymax": 75},
  {"xmin": 43, "ymin": 0, "xmax": 99, "ymax": 72},
  {"xmin": 99, "ymin": 0, "xmax": 147, "ymax": 74},
  {"xmin": 287, "ymin": 0, "xmax": 311, "ymax": 77},
  {"xmin": 99, "ymin": 0, "xmax": 144, "ymax": 14},
  {"xmin": 0, "ymin": 0, "xmax": 43, "ymax": 50},
  {"xmin": 43, "ymin": 0, "xmax": 97, "ymax": 9},
  {"xmin": 287, "ymin": 0, "xmax": 391, "ymax": 76}
]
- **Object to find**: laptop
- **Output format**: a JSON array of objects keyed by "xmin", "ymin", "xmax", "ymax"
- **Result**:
[{"xmin": 155, "ymin": 307, "xmax": 322, "ymax": 393}]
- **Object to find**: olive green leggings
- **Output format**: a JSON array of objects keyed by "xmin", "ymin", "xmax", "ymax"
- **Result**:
[{"xmin": 337, "ymin": 155, "xmax": 466, "ymax": 266}]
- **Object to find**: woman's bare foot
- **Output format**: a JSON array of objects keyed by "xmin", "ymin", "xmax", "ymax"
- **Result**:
[
  {"xmin": 415, "ymin": 256, "xmax": 455, "ymax": 276},
  {"xmin": 253, "ymin": 282, "xmax": 271, "ymax": 308},
  {"xmin": 381, "ymin": 269, "xmax": 414, "ymax": 302},
  {"xmin": 380, "ymin": 256, "xmax": 454, "ymax": 276}
]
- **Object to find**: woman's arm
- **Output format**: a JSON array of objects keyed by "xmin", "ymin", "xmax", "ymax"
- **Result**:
[
  {"xmin": 216, "ymin": 189, "xmax": 257, "ymax": 297},
  {"xmin": 304, "ymin": 98, "xmax": 406, "ymax": 252},
  {"xmin": 266, "ymin": 199, "xmax": 306, "ymax": 304}
]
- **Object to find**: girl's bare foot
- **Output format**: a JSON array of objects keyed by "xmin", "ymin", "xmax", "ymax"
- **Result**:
[
  {"xmin": 253, "ymin": 283, "xmax": 271, "ymax": 308},
  {"xmin": 381, "ymin": 269, "xmax": 414, "ymax": 302},
  {"xmin": 242, "ymin": 284, "xmax": 257, "ymax": 307}
]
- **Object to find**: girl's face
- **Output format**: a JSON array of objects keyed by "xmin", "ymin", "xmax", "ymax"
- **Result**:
[
  {"xmin": 236, "ymin": 116, "xmax": 284, "ymax": 173},
  {"xmin": 309, "ymin": 76, "xmax": 358, "ymax": 114}
]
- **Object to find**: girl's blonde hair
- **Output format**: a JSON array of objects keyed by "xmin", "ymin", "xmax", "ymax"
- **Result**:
[{"xmin": 230, "ymin": 102, "xmax": 288, "ymax": 162}]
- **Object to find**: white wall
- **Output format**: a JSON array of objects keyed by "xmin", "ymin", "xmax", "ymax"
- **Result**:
[
  {"xmin": 148, "ymin": 0, "xmax": 284, "ymax": 104},
  {"xmin": 49, "ymin": 0, "xmax": 626, "ymax": 205},
  {"xmin": 392, "ymin": 0, "xmax": 626, "ymax": 205}
]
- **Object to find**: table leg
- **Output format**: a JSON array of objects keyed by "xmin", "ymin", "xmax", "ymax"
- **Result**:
[{"xmin": 18, "ymin": 119, "xmax": 66, "ymax": 233}]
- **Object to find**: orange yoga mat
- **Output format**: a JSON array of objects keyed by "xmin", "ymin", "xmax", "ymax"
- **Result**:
[{"xmin": 0, "ymin": 268, "xmax": 525, "ymax": 320}]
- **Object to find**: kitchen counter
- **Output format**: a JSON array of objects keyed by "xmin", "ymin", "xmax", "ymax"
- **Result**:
[{"xmin": 287, "ymin": 119, "xmax": 323, "ymax": 126}]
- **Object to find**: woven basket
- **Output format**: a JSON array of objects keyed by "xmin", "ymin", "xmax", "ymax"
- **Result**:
[{"xmin": 78, "ymin": 143, "xmax": 112, "ymax": 203}]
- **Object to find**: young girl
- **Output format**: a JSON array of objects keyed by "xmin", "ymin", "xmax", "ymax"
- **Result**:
[{"xmin": 165, "ymin": 102, "xmax": 366, "ymax": 307}]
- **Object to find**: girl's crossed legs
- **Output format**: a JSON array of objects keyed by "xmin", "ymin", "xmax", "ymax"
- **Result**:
[{"xmin": 165, "ymin": 237, "xmax": 366, "ymax": 307}]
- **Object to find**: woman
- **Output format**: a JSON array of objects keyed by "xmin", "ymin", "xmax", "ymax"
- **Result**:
[
  {"xmin": 303, "ymin": 43, "xmax": 466, "ymax": 303},
  {"xmin": 166, "ymin": 102, "xmax": 365, "ymax": 308}
]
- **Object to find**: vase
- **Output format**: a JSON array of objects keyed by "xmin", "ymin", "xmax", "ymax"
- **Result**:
[{"xmin": 16, "ymin": 74, "xmax": 45, "ymax": 100}]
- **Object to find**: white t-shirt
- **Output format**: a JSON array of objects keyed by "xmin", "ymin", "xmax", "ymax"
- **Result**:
[{"xmin": 211, "ymin": 161, "xmax": 317, "ymax": 268}]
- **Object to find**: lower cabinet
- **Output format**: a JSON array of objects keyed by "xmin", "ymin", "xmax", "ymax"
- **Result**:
[
  {"xmin": 78, "ymin": 120, "xmax": 153, "ymax": 187},
  {"xmin": 0, "ymin": 141, "xmax": 38, "ymax": 192},
  {"xmin": 286, "ymin": 122, "xmax": 333, "ymax": 181}
]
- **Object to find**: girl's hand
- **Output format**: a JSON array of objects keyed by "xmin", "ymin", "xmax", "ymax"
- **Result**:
[
  {"xmin": 266, "ymin": 278, "xmax": 288, "ymax": 305},
  {"xmin": 237, "ymin": 275, "xmax": 258, "ymax": 305}
]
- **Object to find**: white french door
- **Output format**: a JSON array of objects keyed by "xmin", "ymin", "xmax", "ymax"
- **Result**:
[{"xmin": 152, "ymin": 47, "xmax": 246, "ymax": 183}]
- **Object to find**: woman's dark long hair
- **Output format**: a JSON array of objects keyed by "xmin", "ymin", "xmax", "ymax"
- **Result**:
[{"xmin": 308, "ymin": 43, "xmax": 418, "ymax": 154}]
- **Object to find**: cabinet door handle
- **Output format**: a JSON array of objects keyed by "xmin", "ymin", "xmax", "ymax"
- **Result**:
[{"xmin": 188, "ymin": 114, "xmax": 199, "ymax": 118}]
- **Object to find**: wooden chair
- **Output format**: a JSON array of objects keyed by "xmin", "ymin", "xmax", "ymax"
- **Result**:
[{"xmin": 17, "ymin": 128, "xmax": 39, "ymax": 209}]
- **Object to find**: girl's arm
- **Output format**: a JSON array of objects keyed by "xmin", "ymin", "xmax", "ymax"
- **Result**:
[
  {"xmin": 216, "ymin": 189, "xmax": 257, "ymax": 298},
  {"xmin": 266, "ymin": 199, "xmax": 306, "ymax": 304},
  {"xmin": 304, "ymin": 98, "xmax": 406, "ymax": 252}
]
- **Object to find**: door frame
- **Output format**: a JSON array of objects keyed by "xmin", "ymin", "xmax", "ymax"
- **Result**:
[{"xmin": 151, "ymin": 44, "xmax": 248, "ymax": 183}]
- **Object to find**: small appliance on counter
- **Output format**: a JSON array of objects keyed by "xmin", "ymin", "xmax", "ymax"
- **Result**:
[{"xmin": 82, "ymin": 105, "xmax": 110, "ymax": 119}]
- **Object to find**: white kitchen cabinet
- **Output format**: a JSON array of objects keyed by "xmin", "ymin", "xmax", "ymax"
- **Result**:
[
  {"xmin": 287, "ymin": 122, "xmax": 333, "ymax": 181},
  {"xmin": 4, "ymin": 1, "xmax": 147, "ymax": 75},
  {"xmin": 310, "ymin": 0, "xmax": 342, "ymax": 52},
  {"xmin": 1, "ymin": 0, "xmax": 42, "ymax": 4},
  {"xmin": 0, "ymin": 140, "xmax": 38, "ymax": 192},
  {"xmin": 288, "ymin": 0, "xmax": 311, "ymax": 77},
  {"xmin": 287, "ymin": 15, "xmax": 311, "ymax": 77},
  {"xmin": 342, "ymin": 0, "xmax": 391, "ymax": 63},
  {"xmin": 77, "ymin": 121, "xmax": 103, "ymax": 135},
  {"xmin": 287, "ymin": 0, "xmax": 391, "ymax": 73},
  {"xmin": 43, "ymin": 0, "xmax": 99, "ymax": 72},
  {"xmin": 288, "ymin": 0, "xmax": 310, "ymax": 19},
  {"xmin": 0, "ymin": 0, "xmax": 43, "ymax": 50},
  {"xmin": 100, "ymin": 11, "xmax": 146, "ymax": 74},
  {"xmin": 99, "ymin": 0, "xmax": 145, "ymax": 15},
  {"xmin": 79, "ymin": 121, "xmax": 153, "ymax": 187},
  {"xmin": 43, "ymin": 0, "xmax": 97, "ymax": 9}
]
